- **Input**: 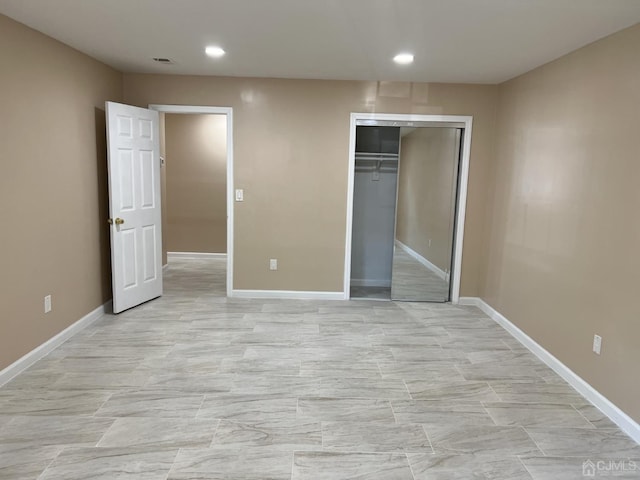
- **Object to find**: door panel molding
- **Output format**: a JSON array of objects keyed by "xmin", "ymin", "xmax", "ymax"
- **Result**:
[{"xmin": 106, "ymin": 101, "xmax": 162, "ymax": 312}]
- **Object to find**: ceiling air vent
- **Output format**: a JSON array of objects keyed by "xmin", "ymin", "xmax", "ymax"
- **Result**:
[{"xmin": 152, "ymin": 57, "xmax": 173, "ymax": 64}]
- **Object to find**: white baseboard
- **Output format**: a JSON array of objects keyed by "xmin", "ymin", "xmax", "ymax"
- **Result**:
[
  {"xmin": 168, "ymin": 252, "xmax": 227, "ymax": 260},
  {"xmin": 395, "ymin": 240, "xmax": 448, "ymax": 281},
  {"xmin": 350, "ymin": 279, "xmax": 391, "ymax": 288},
  {"xmin": 459, "ymin": 296, "xmax": 640, "ymax": 444},
  {"xmin": 231, "ymin": 289, "xmax": 346, "ymax": 301},
  {"xmin": 0, "ymin": 300, "xmax": 111, "ymax": 387}
]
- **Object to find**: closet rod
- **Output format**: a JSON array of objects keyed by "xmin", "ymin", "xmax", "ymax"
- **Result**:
[
  {"xmin": 355, "ymin": 158, "xmax": 398, "ymax": 164},
  {"xmin": 354, "ymin": 152, "xmax": 398, "ymax": 157}
]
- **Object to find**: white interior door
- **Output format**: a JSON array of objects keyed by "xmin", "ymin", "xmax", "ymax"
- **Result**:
[{"xmin": 106, "ymin": 101, "xmax": 162, "ymax": 313}]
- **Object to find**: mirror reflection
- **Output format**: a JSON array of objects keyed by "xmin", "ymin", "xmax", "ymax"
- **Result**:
[{"xmin": 392, "ymin": 127, "xmax": 461, "ymax": 302}]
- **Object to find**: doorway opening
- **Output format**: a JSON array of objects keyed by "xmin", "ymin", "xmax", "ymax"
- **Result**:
[
  {"xmin": 344, "ymin": 113, "xmax": 472, "ymax": 303},
  {"xmin": 149, "ymin": 105, "xmax": 234, "ymax": 297}
]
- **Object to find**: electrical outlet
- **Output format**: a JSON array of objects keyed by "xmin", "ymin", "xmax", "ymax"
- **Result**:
[
  {"xmin": 593, "ymin": 334, "xmax": 602, "ymax": 355},
  {"xmin": 269, "ymin": 258, "xmax": 278, "ymax": 271},
  {"xmin": 44, "ymin": 295, "xmax": 52, "ymax": 313}
]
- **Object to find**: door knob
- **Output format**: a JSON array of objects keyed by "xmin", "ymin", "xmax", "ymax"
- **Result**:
[{"xmin": 115, "ymin": 218, "xmax": 125, "ymax": 225}]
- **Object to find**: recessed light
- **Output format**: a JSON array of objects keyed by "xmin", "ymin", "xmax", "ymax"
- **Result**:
[
  {"xmin": 205, "ymin": 46, "xmax": 226, "ymax": 58},
  {"xmin": 393, "ymin": 53, "xmax": 414, "ymax": 65}
]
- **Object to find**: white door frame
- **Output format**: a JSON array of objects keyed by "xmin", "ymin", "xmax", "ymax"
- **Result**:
[
  {"xmin": 149, "ymin": 104, "xmax": 234, "ymax": 297},
  {"xmin": 344, "ymin": 113, "xmax": 473, "ymax": 303}
]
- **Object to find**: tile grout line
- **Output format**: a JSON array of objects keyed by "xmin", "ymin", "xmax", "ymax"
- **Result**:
[
  {"xmin": 402, "ymin": 379, "xmax": 412, "ymax": 399},
  {"xmin": 93, "ymin": 416, "xmax": 118, "ymax": 448},
  {"xmin": 480, "ymin": 401, "xmax": 500, "ymax": 426},
  {"xmin": 521, "ymin": 425, "xmax": 549, "ymax": 456},
  {"xmin": 389, "ymin": 399, "xmax": 399, "ymax": 424},
  {"xmin": 486, "ymin": 381, "xmax": 502, "ymax": 402},
  {"xmin": 92, "ymin": 391, "xmax": 115, "ymax": 417},
  {"xmin": 34, "ymin": 448, "xmax": 65, "ymax": 480},
  {"xmin": 405, "ymin": 452, "xmax": 418, "ymax": 480},
  {"xmin": 290, "ymin": 450, "xmax": 295, "ymax": 480},
  {"xmin": 194, "ymin": 393, "xmax": 207, "ymax": 419},
  {"xmin": 571, "ymin": 403, "xmax": 599, "ymax": 429},
  {"xmin": 501, "ymin": 338, "xmax": 517, "ymax": 352},
  {"xmin": 162, "ymin": 448, "xmax": 182, "ymax": 480},
  {"xmin": 452, "ymin": 363, "xmax": 467, "ymax": 381},
  {"xmin": 515, "ymin": 455, "xmax": 537, "ymax": 480},
  {"xmin": 306, "ymin": 448, "xmax": 435, "ymax": 455},
  {"xmin": 208, "ymin": 418, "xmax": 222, "ymax": 448},
  {"xmin": 421, "ymin": 423, "xmax": 436, "ymax": 455}
]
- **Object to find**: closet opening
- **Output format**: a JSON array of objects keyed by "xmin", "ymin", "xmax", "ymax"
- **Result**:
[
  {"xmin": 344, "ymin": 114, "xmax": 473, "ymax": 303},
  {"xmin": 349, "ymin": 126, "xmax": 400, "ymax": 300}
]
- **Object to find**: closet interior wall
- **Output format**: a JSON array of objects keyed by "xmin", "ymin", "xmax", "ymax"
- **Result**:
[{"xmin": 350, "ymin": 127, "xmax": 400, "ymax": 298}]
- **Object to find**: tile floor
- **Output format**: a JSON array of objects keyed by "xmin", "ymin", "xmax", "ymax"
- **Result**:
[
  {"xmin": 391, "ymin": 247, "xmax": 449, "ymax": 302},
  {"xmin": 350, "ymin": 247, "xmax": 450, "ymax": 302},
  {"xmin": 350, "ymin": 285, "xmax": 391, "ymax": 301},
  {"xmin": 0, "ymin": 258, "xmax": 639, "ymax": 479}
]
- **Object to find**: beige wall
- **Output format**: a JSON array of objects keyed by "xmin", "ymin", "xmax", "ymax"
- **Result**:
[
  {"xmin": 0, "ymin": 15, "xmax": 122, "ymax": 370},
  {"xmin": 124, "ymin": 76, "xmax": 497, "ymax": 292},
  {"xmin": 396, "ymin": 128, "xmax": 459, "ymax": 272},
  {"xmin": 165, "ymin": 114, "xmax": 227, "ymax": 254},
  {"xmin": 481, "ymin": 24, "xmax": 640, "ymax": 422}
]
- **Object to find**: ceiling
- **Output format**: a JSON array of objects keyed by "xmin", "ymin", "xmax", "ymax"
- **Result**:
[{"xmin": 1, "ymin": 0, "xmax": 639, "ymax": 84}]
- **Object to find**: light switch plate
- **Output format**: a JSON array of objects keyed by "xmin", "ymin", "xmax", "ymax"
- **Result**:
[
  {"xmin": 593, "ymin": 334, "xmax": 602, "ymax": 355},
  {"xmin": 235, "ymin": 189, "xmax": 244, "ymax": 202}
]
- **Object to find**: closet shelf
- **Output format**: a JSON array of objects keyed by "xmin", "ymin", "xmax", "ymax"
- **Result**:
[
  {"xmin": 355, "ymin": 152, "xmax": 399, "ymax": 165},
  {"xmin": 355, "ymin": 152, "xmax": 398, "ymax": 157}
]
